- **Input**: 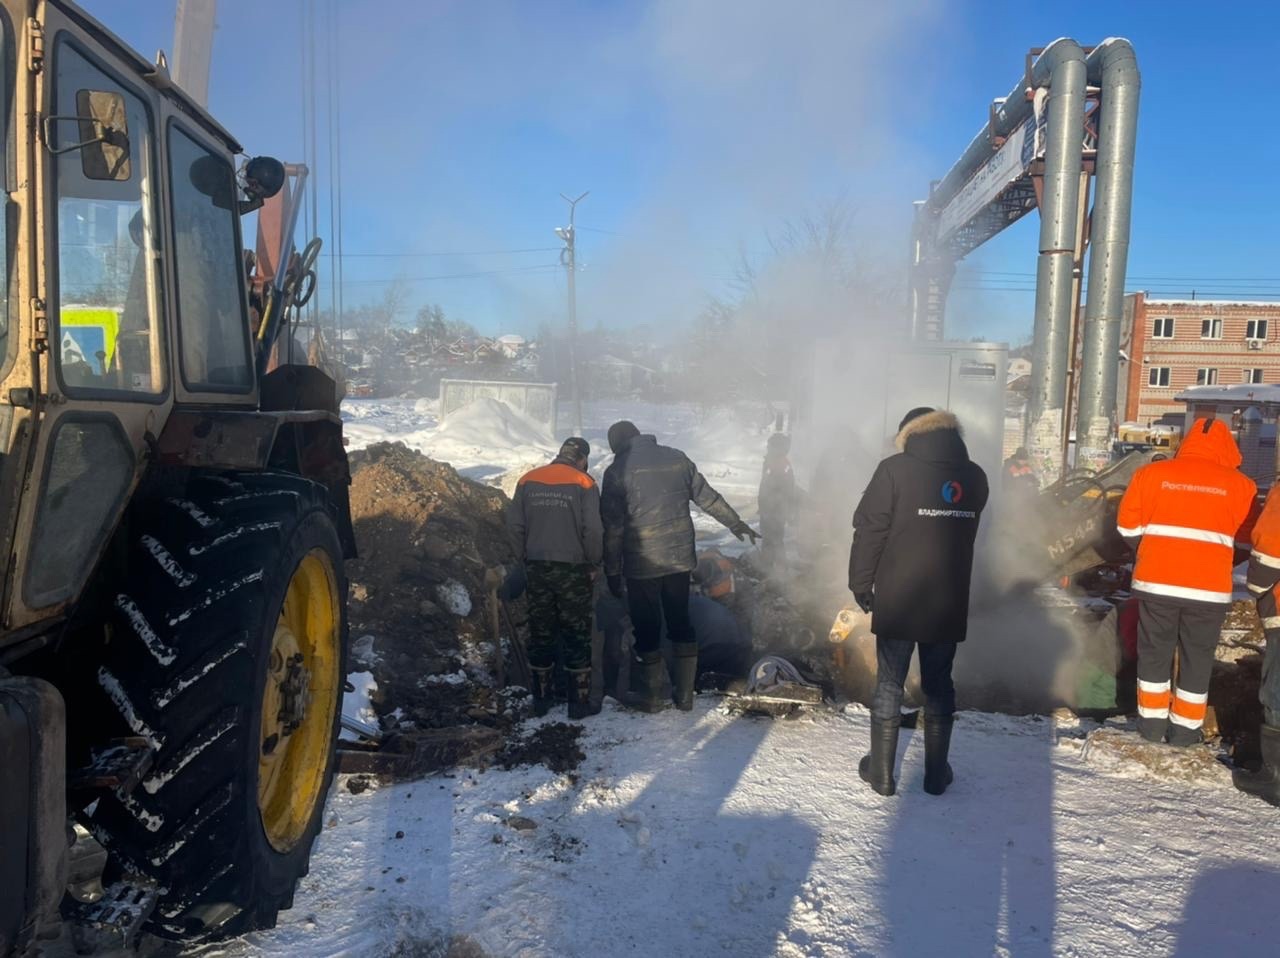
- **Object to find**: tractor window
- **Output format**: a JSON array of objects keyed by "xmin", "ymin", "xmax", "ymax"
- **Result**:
[
  {"xmin": 168, "ymin": 126, "xmax": 252, "ymax": 391},
  {"xmin": 52, "ymin": 43, "xmax": 164, "ymax": 398}
]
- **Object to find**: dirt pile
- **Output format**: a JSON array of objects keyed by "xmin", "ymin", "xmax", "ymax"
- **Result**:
[{"xmin": 346, "ymin": 442, "xmax": 527, "ymax": 737}]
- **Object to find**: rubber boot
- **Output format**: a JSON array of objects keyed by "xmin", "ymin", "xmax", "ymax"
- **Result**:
[
  {"xmin": 1137, "ymin": 715, "xmax": 1167, "ymax": 744},
  {"xmin": 671, "ymin": 642, "xmax": 699, "ymax": 711},
  {"xmin": 530, "ymin": 666, "xmax": 555, "ymax": 717},
  {"xmin": 1166, "ymin": 723, "xmax": 1203, "ymax": 748},
  {"xmin": 1233, "ymin": 724, "xmax": 1280, "ymax": 807},
  {"xmin": 625, "ymin": 652, "xmax": 669, "ymax": 713},
  {"xmin": 566, "ymin": 667, "xmax": 600, "ymax": 720},
  {"xmin": 858, "ymin": 718, "xmax": 900, "ymax": 796},
  {"xmin": 922, "ymin": 713, "xmax": 955, "ymax": 796}
]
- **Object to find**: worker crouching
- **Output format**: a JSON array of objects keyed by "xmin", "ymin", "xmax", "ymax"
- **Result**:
[
  {"xmin": 1116, "ymin": 418, "xmax": 1256, "ymax": 747},
  {"xmin": 507, "ymin": 437, "xmax": 604, "ymax": 719},
  {"xmin": 848, "ymin": 407, "xmax": 989, "ymax": 797}
]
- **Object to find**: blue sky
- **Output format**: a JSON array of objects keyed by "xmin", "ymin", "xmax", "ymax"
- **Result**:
[{"xmin": 82, "ymin": 0, "xmax": 1280, "ymax": 343}]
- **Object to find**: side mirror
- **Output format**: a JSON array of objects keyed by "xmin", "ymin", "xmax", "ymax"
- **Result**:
[
  {"xmin": 44, "ymin": 89, "xmax": 132, "ymax": 181},
  {"xmin": 243, "ymin": 156, "xmax": 285, "ymax": 201},
  {"xmin": 237, "ymin": 156, "xmax": 285, "ymax": 215}
]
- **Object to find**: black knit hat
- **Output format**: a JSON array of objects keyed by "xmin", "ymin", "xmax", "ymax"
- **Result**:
[
  {"xmin": 559, "ymin": 437, "xmax": 590, "ymax": 462},
  {"xmin": 607, "ymin": 420, "xmax": 641, "ymax": 454},
  {"xmin": 898, "ymin": 406, "xmax": 935, "ymax": 433}
]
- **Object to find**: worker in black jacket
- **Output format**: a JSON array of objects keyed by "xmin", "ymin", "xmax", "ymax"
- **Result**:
[
  {"xmin": 849, "ymin": 407, "xmax": 988, "ymax": 797},
  {"xmin": 601, "ymin": 420, "xmax": 758, "ymax": 712}
]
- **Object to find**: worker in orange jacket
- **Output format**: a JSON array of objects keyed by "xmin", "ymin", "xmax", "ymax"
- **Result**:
[
  {"xmin": 1116, "ymin": 418, "xmax": 1256, "ymax": 746},
  {"xmin": 1237, "ymin": 485, "xmax": 1280, "ymax": 804}
]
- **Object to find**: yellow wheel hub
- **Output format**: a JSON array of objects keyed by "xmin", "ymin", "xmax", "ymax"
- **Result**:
[{"xmin": 258, "ymin": 549, "xmax": 340, "ymax": 853}]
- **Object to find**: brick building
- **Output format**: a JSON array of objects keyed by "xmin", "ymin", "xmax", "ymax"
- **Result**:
[{"xmin": 1120, "ymin": 293, "xmax": 1280, "ymax": 426}]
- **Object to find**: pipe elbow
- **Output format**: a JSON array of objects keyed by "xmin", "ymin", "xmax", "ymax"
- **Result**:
[
  {"xmin": 1034, "ymin": 38, "xmax": 1088, "ymax": 78},
  {"xmin": 1087, "ymin": 37, "xmax": 1140, "ymax": 88}
]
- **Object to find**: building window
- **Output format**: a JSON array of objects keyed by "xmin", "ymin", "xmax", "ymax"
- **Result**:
[
  {"xmin": 1248, "ymin": 319, "xmax": 1269, "ymax": 341},
  {"xmin": 1245, "ymin": 368, "xmax": 1265, "ymax": 384},
  {"xmin": 1201, "ymin": 318, "xmax": 1223, "ymax": 339},
  {"xmin": 1196, "ymin": 368, "xmax": 1219, "ymax": 386},
  {"xmin": 1148, "ymin": 366, "xmax": 1171, "ymax": 387},
  {"xmin": 1153, "ymin": 317, "xmax": 1175, "ymax": 338}
]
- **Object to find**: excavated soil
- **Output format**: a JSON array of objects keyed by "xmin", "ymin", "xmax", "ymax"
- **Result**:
[
  {"xmin": 497, "ymin": 722, "xmax": 586, "ymax": 775},
  {"xmin": 346, "ymin": 442, "xmax": 530, "ymax": 754}
]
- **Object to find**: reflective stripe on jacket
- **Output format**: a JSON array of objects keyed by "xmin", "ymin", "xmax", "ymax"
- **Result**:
[
  {"xmin": 1116, "ymin": 418, "xmax": 1255, "ymax": 605},
  {"xmin": 1249, "ymin": 485, "xmax": 1280, "ymax": 632}
]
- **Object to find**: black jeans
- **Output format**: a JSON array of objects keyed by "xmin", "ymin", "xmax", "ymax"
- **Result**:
[
  {"xmin": 627, "ymin": 573, "xmax": 693, "ymax": 655},
  {"xmin": 871, "ymin": 637, "xmax": 957, "ymax": 723}
]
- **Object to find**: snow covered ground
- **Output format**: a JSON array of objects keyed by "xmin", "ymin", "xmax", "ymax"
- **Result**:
[
  {"xmin": 201, "ymin": 702, "xmax": 1280, "ymax": 958},
  {"xmin": 216, "ymin": 393, "xmax": 1280, "ymax": 958}
]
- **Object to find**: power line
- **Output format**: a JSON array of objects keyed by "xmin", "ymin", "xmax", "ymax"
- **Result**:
[
  {"xmin": 336, "ymin": 263, "xmax": 563, "ymax": 287},
  {"xmin": 337, "ymin": 247, "xmax": 561, "ymax": 258}
]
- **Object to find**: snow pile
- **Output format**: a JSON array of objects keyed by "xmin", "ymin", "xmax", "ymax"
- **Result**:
[
  {"xmin": 339, "ymin": 671, "xmax": 379, "ymax": 741},
  {"xmin": 434, "ymin": 579, "xmax": 473, "ymax": 617},
  {"xmin": 343, "ymin": 396, "xmax": 555, "ymax": 487},
  {"xmin": 216, "ymin": 703, "xmax": 1280, "ymax": 957}
]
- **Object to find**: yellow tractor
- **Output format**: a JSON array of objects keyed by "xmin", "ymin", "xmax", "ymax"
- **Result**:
[{"xmin": 0, "ymin": 2, "xmax": 354, "ymax": 952}]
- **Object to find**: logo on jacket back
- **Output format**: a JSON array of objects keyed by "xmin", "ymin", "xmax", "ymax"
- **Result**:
[{"xmin": 941, "ymin": 480, "xmax": 964, "ymax": 504}]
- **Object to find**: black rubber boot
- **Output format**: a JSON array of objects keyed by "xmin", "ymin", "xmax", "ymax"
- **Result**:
[
  {"xmin": 858, "ymin": 718, "xmax": 900, "ymax": 796},
  {"xmin": 625, "ymin": 652, "xmax": 669, "ymax": 713},
  {"xmin": 566, "ymin": 667, "xmax": 600, "ymax": 720},
  {"xmin": 1137, "ymin": 715, "xmax": 1167, "ymax": 744},
  {"xmin": 530, "ymin": 666, "xmax": 555, "ymax": 717},
  {"xmin": 922, "ymin": 713, "xmax": 955, "ymax": 796},
  {"xmin": 1234, "ymin": 724, "xmax": 1280, "ymax": 807},
  {"xmin": 671, "ymin": 642, "xmax": 698, "ymax": 711}
]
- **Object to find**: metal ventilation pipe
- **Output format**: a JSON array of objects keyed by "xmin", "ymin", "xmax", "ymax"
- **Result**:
[
  {"xmin": 931, "ymin": 37, "xmax": 1083, "ymax": 212},
  {"xmin": 1075, "ymin": 38, "xmax": 1141, "ymax": 472},
  {"xmin": 1025, "ymin": 39, "xmax": 1088, "ymax": 483}
]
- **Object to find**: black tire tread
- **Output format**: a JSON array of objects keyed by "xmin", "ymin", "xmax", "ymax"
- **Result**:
[{"xmin": 88, "ymin": 469, "xmax": 347, "ymax": 942}]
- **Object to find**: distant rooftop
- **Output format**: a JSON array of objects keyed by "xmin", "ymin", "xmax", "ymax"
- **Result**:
[
  {"xmin": 1175, "ymin": 384, "xmax": 1280, "ymax": 404},
  {"xmin": 1140, "ymin": 295, "xmax": 1280, "ymax": 308}
]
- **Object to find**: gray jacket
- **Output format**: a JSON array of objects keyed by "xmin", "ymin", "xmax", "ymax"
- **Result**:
[
  {"xmin": 507, "ymin": 456, "xmax": 604, "ymax": 566},
  {"xmin": 601, "ymin": 435, "xmax": 742, "ymax": 579}
]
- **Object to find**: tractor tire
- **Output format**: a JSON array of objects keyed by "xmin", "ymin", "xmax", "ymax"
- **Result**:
[{"xmin": 88, "ymin": 471, "xmax": 348, "ymax": 942}]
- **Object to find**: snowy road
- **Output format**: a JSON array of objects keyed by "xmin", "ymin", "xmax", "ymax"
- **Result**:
[
  {"xmin": 197, "ymin": 702, "xmax": 1280, "ymax": 958},
  {"xmin": 208, "ymin": 394, "xmax": 1280, "ymax": 957}
]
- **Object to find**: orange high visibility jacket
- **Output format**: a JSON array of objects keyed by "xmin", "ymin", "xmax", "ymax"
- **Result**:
[
  {"xmin": 1248, "ymin": 486, "xmax": 1280, "ymax": 632},
  {"xmin": 1116, "ymin": 418, "xmax": 1255, "ymax": 605}
]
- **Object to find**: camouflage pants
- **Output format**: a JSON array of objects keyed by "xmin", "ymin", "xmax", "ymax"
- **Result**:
[{"xmin": 525, "ymin": 561, "xmax": 595, "ymax": 670}]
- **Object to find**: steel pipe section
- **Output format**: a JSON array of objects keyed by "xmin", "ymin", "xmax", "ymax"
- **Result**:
[
  {"xmin": 931, "ymin": 38, "xmax": 1085, "ymax": 213},
  {"xmin": 1076, "ymin": 39, "xmax": 1141, "ymax": 472},
  {"xmin": 1025, "ymin": 40, "xmax": 1087, "ymax": 484}
]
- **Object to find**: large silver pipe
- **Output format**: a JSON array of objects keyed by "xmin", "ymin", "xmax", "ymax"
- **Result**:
[
  {"xmin": 931, "ymin": 38, "xmax": 1086, "ymax": 212},
  {"xmin": 1025, "ymin": 40, "xmax": 1088, "ymax": 483},
  {"xmin": 1075, "ymin": 39, "xmax": 1141, "ymax": 472}
]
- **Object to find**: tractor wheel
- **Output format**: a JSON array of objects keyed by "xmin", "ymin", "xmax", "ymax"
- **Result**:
[{"xmin": 89, "ymin": 471, "xmax": 348, "ymax": 942}]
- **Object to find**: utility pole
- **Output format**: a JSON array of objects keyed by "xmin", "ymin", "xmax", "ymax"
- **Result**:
[{"xmin": 557, "ymin": 191, "xmax": 588, "ymax": 435}]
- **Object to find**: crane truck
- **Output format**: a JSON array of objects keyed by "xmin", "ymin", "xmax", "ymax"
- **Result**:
[{"xmin": 0, "ymin": 2, "xmax": 354, "ymax": 953}]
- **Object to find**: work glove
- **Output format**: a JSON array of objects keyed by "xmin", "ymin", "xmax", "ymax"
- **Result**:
[
  {"xmin": 731, "ymin": 521, "xmax": 762, "ymax": 544},
  {"xmin": 853, "ymin": 591, "xmax": 874, "ymax": 615},
  {"xmin": 607, "ymin": 575, "xmax": 625, "ymax": 599}
]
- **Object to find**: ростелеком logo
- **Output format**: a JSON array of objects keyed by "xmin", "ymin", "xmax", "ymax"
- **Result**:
[{"xmin": 941, "ymin": 480, "xmax": 964, "ymax": 504}]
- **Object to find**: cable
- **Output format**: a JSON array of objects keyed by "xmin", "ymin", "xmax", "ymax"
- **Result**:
[
  {"xmin": 307, "ymin": 0, "xmax": 319, "ymax": 330},
  {"xmin": 326, "ymin": 0, "xmax": 338, "ymax": 347},
  {"xmin": 337, "ymin": 264, "xmax": 562, "ymax": 287},
  {"xmin": 337, "ymin": 247, "xmax": 562, "ymax": 258}
]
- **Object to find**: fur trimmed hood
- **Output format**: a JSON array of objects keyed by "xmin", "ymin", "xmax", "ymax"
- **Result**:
[{"xmin": 895, "ymin": 409, "xmax": 963, "ymax": 452}]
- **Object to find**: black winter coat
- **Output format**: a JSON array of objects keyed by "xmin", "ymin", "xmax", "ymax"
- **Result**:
[
  {"xmin": 848, "ymin": 410, "xmax": 989, "ymax": 644},
  {"xmin": 601, "ymin": 435, "xmax": 743, "ymax": 579}
]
